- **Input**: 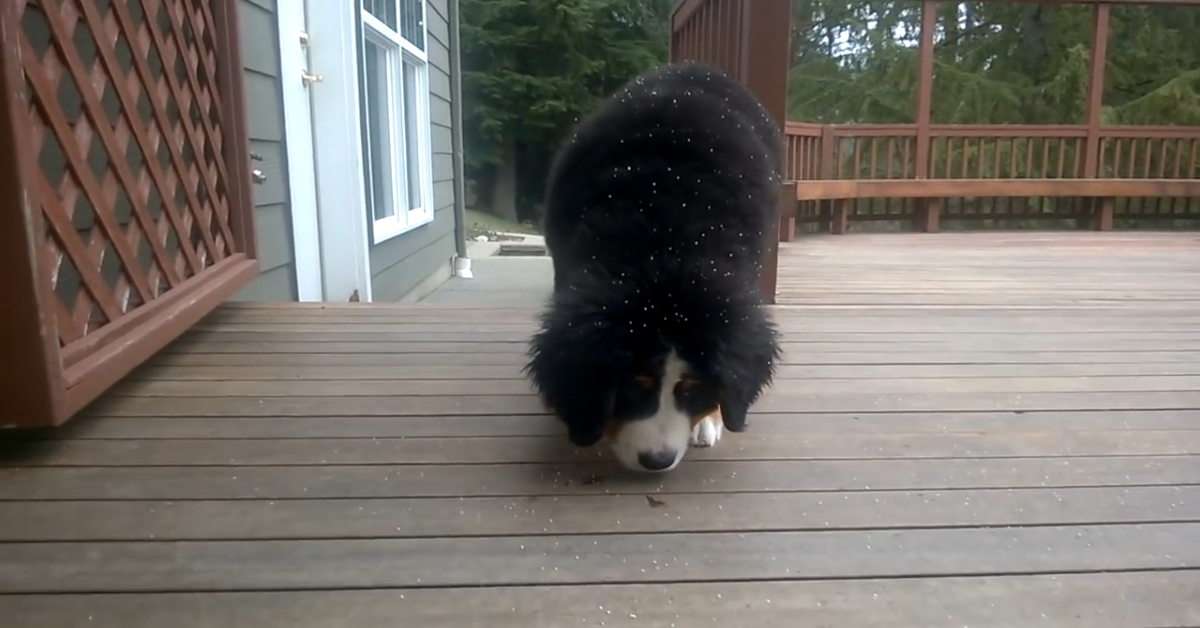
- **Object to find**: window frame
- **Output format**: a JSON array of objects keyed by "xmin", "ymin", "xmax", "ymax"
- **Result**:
[{"xmin": 358, "ymin": 0, "xmax": 434, "ymax": 244}]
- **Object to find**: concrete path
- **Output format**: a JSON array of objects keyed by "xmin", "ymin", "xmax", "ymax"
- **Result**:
[{"xmin": 421, "ymin": 233, "xmax": 553, "ymax": 304}]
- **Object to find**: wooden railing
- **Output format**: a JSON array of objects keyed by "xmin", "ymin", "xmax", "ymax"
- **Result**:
[
  {"xmin": 783, "ymin": 123, "xmax": 1200, "ymax": 233},
  {"xmin": 1, "ymin": 0, "xmax": 260, "ymax": 427},
  {"xmin": 670, "ymin": 0, "xmax": 744, "ymax": 79},
  {"xmin": 787, "ymin": 124, "xmax": 1200, "ymax": 181}
]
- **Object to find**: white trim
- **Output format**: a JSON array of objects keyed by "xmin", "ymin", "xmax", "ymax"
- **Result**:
[
  {"xmin": 407, "ymin": 52, "xmax": 435, "ymax": 234},
  {"xmin": 361, "ymin": 22, "xmax": 408, "ymax": 244},
  {"xmin": 415, "ymin": 54, "xmax": 435, "ymax": 231},
  {"xmin": 276, "ymin": 2, "xmax": 323, "ymax": 301},
  {"xmin": 360, "ymin": 2, "xmax": 428, "ymax": 61},
  {"xmin": 305, "ymin": 0, "xmax": 374, "ymax": 302}
]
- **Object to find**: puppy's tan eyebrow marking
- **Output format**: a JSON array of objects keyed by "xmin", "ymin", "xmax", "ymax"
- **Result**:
[
  {"xmin": 677, "ymin": 374, "xmax": 702, "ymax": 391},
  {"xmin": 632, "ymin": 374, "xmax": 657, "ymax": 389}
]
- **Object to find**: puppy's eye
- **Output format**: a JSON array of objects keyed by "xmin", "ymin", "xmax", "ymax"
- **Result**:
[
  {"xmin": 632, "ymin": 375, "xmax": 656, "ymax": 390},
  {"xmin": 677, "ymin": 376, "xmax": 702, "ymax": 392}
]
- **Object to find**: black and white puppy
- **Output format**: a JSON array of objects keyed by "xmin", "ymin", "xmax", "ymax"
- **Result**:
[{"xmin": 524, "ymin": 62, "xmax": 783, "ymax": 473}]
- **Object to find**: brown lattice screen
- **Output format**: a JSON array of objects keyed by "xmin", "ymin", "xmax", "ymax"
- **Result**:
[
  {"xmin": 2, "ymin": 0, "xmax": 258, "ymax": 426},
  {"xmin": 19, "ymin": 0, "xmax": 237, "ymax": 361}
]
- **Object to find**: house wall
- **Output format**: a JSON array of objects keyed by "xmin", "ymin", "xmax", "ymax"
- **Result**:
[
  {"xmin": 229, "ymin": 0, "xmax": 459, "ymax": 303},
  {"xmin": 368, "ymin": 0, "xmax": 459, "ymax": 302},
  {"xmin": 230, "ymin": 0, "xmax": 299, "ymax": 301}
]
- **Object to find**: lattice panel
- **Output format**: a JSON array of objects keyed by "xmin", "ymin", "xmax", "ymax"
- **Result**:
[{"xmin": 18, "ymin": 0, "xmax": 235, "ymax": 349}]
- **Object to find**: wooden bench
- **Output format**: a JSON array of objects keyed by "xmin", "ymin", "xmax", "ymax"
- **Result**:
[{"xmin": 780, "ymin": 178, "xmax": 1200, "ymax": 236}]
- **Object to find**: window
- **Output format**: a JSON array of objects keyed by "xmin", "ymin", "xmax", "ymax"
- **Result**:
[{"xmin": 359, "ymin": 0, "xmax": 432, "ymax": 243}]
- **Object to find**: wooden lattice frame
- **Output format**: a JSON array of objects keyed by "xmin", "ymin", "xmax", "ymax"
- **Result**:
[{"xmin": 0, "ymin": 0, "xmax": 259, "ymax": 427}]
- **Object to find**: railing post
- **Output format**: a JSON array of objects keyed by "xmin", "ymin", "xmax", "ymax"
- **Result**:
[
  {"xmin": 819, "ymin": 125, "xmax": 842, "ymax": 233},
  {"xmin": 737, "ymin": 0, "xmax": 789, "ymax": 130},
  {"xmin": 914, "ymin": 0, "xmax": 936, "ymax": 179},
  {"xmin": 758, "ymin": 181, "xmax": 797, "ymax": 307},
  {"xmin": 668, "ymin": 0, "xmax": 684, "ymax": 61},
  {"xmin": 913, "ymin": 0, "xmax": 939, "ymax": 232},
  {"xmin": 1081, "ymin": 3, "xmax": 1112, "ymax": 231},
  {"xmin": 737, "ymin": 0, "xmax": 790, "ymax": 305},
  {"xmin": 1083, "ymin": 2, "xmax": 1110, "ymax": 179}
]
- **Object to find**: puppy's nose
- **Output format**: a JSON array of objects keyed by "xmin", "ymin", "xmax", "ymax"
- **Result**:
[{"xmin": 637, "ymin": 449, "xmax": 679, "ymax": 471}]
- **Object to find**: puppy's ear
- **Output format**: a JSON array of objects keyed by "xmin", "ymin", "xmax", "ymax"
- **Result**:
[
  {"xmin": 535, "ymin": 360, "xmax": 617, "ymax": 448},
  {"xmin": 718, "ymin": 389, "xmax": 753, "ymax": 433},
  {"xmin": 714, "ymin": 308, "xmax": 781, "ymax": 433},
  {"xmin": 523, "ymin": 293, "xmax": 627, "ymax": 448},
  {"xmin": 563, "ymin": 383, "xmax": 617, "ymax": 447}
]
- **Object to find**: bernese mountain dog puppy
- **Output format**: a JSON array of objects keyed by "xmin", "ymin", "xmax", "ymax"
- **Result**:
[{"xmin": 524, "ymin": 62, "xmax": 784, "ymax": 473}]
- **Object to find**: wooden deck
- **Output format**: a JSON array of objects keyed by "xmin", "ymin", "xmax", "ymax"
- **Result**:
[{"xmin": 2, "ymin": 232, "xmax": 1200, "ymax": 627}]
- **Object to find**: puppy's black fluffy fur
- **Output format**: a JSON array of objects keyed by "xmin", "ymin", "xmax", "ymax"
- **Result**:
[{"xmin": 524, "ymin": 62, "xmax": 784, "ymax": 448}]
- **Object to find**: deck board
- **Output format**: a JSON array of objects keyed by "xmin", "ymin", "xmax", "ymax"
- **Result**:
[
  {"xmin": 2, "ymin": 232, "xmax": 1199, "ymax": 626},
  {"xmin": 3, "ymin": 572, "xmax": 1199, "ymax": 628}
]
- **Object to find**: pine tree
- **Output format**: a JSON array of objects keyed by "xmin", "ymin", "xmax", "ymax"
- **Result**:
[
  {"xmin": 460, "ymin": 0, "xmax": 671, "ymax": 220},
  {"xmin": 787, "ymin": 0, "xmax": 1200, "ymax": 126}
]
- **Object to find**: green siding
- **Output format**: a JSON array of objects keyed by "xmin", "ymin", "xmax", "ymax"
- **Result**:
[
  {"xmin": 230, "ymin": 0, "xmax": 299, "ymax": 302},
  {"xmin": 369, "ymin": 0, "xmax": 459, "ymax": 301}
]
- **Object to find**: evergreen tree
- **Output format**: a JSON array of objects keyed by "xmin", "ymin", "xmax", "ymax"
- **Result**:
[
  {"xmin": 460, "ymin": 0, "xmax": 671, "ymax": 221},
  {"xmin": 787, "ymin": 0, "xmax": 1200, "ymax": 125}
]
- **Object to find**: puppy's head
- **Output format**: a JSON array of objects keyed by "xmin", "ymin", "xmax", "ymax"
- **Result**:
[
  {"xmin": 604, "ymin": 345, "xmax": 732, "ymax": 472},
  {"xmin": 525, "ymin": 270, "xmax": 781, "ymax": 473}
]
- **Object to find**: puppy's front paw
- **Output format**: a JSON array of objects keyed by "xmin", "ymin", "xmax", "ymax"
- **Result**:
[{"xmin": 689, "ymin": 415, "xmax": 723, "ymax": 448}]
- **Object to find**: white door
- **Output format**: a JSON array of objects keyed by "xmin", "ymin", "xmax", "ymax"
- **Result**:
[
  {"xmin": 276, "ymin": 3, "xmax": 324, "ymax": 301},
  {"xmin": 278, "ymin": 0, "xmax": 375, "ymax": 303}
]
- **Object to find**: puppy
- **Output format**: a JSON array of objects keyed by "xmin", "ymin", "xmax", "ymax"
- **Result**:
[{"xmin": 524, "ymin": 62, "xmax": 783, "ymax": 473}]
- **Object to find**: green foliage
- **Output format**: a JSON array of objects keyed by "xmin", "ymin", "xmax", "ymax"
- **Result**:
[
  {"xmin": 460, "ymin": 0, "xmax": 671, "ymax": 183},
  {"xmin": 459, "ymin": 0, "xmax": 1197, "ymax": 220},
  {"xmin": 787, "ymin": 0, "xmax": 1200, "ymax": 126}
]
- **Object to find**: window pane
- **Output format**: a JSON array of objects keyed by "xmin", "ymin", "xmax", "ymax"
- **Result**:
[
  {"xmin": 363, "ymin": 0, "xmax": 397, "ymax": 30},
  {"xmin": 402, "ymin": 59, "xmax": 423, "ymax": 212},
  {"xmin": 362, "ymin": 39, "xmax": 395, "ymax": 221},
  {"xmin": 399, "ymin": 0, "xmax": 424, "ymax": 51}
]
